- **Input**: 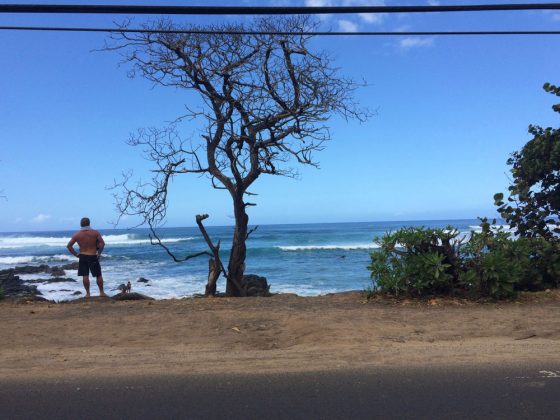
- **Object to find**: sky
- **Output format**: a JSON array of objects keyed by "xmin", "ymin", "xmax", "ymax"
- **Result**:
[{"xmin": 0, "ymin": 0, "xmax": 559, "ymax": 232}]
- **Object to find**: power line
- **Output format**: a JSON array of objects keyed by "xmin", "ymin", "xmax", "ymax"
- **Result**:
[
  {"xmin": 1, "ymin": 3, "xmax": 560, "ymax": 15},
  {"xmin": 1, "ymin": 26, "xmax": 560, "ymax": 36}
]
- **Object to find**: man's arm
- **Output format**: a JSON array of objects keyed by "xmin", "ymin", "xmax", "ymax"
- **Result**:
[
  {"xmin": 96, "ymin": 232, "xmax": 105, "ymax": 257},
  {"xmin": 67, "ymin": 235, "xmax": 79, "ymax": 257}
]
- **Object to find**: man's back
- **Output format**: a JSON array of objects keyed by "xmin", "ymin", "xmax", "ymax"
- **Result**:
[{"xmin": 71, "ymin": 230, "xmax": 103, "ymax": 255}]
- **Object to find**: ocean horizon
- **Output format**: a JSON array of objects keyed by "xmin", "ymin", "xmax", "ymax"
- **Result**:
[{"xmin": 0, "ymin": 219, "xmax": 490, "ymax": 301}]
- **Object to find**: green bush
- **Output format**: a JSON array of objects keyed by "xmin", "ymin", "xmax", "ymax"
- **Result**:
[
  {"xmin": 0, "ymin": 286, "xmax": 4, "ymax": 300},
  {"xmin": 368, "ymin": 226, "xmax": 460, "ymax": 297},
  {"xmin": 368, "ymin": 219, "xmax": 560, "ymax": 299},
  {"xmin": 460, "ymin": 225, "xmax": 521, "ymax": 298}
]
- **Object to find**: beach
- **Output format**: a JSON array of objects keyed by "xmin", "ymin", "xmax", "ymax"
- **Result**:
[{"xmin": 2, "ymin": 290, "xmax": 559, "ymax": 381}]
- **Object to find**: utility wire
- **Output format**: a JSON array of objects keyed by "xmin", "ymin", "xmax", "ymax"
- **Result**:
[
  {"xmin": 1, "ymin": 3, "xmax": 560, "ymax": 15},
  {"xmin": 1, "ymin": 26, "xmax": 560, "ymax": 36}
]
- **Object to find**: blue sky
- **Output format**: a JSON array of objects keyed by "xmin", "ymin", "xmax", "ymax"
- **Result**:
[{"xmin": 1, "ymin": 0, "xmax": 559, "ymax": 232}]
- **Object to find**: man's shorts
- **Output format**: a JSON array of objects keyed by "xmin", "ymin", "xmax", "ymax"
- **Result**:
[{"xmin": 78, "ymin": 254, "xmax": 102, "ymax": 277}]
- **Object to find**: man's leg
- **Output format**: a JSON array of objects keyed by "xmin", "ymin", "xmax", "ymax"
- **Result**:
[
  {"xmin": 82, "ymin": 276, "xmax": 91, "ymax": 298},
  {"xmin": 96, "ymin": 276, "xmax": 107, "ymax": 297}
]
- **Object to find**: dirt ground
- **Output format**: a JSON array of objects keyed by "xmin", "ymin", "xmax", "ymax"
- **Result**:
[{"xmin": 1, "ymin": 290, "xmax": 559, "ymax": 380}]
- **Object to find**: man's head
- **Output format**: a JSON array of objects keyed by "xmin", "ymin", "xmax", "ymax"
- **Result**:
[{"xmin": 80, "ymin": 217, "xmax": 91, "ymax": 228}]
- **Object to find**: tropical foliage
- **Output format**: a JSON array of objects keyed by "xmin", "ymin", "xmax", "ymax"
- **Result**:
[
  {"xmin": 494, "ymin": 82, "xmax": 560, "ymax": 240},
  {"xmin": 368, "ymin": 219, "xmax": 560, "ymax": 299}
]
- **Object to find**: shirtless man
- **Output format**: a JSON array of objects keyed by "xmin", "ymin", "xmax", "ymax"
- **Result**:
[{"xmin": 67, "ymin": 217, "xmax": 107, "ymax": 298}]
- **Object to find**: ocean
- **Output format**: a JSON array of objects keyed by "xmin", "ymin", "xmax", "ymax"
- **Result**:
[{"xmin": 0, "ymin": 219, "xmax": 481, "ymax": 301}]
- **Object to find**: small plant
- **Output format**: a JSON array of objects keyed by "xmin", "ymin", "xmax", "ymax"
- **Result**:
[{"xmin": 0, "ymin": 286, "xmax": 4, "ymax": 300}]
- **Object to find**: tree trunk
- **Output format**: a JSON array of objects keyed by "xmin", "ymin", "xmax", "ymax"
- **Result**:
[
  {"xmin": 195, "ymin": 214, "xmax": 225, "ymax": 297},
  {"xmin": 226, "ymin": 197, "xmax": 248, "ymax": 296},
  {"xmin": 205, "ymin": 258, "xmax": 219, "ymax": 297}
]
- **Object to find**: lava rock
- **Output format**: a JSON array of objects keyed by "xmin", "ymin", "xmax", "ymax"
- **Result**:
[
  {"xmin": 12, "ymin": 265, "xmax": 51, "ymax": 275},
  {"xmin": 61, "ymin": 262, "xmax": 79, "ymax": 271},
  {"xmin": 240, "ymin": 274, "xmax": 271, "ymax": 297},
  {"xmin": 0, "ymin": 271, "xmax": 43, "ymax": 299},
  {"xmin": 112, "ymin": 292, "xmax": 155, "ymax": 301},
  {"xmin": 24, "ymin": 277, "xmax": 77, "ymax": 284},
  {"xmin": 49, "ymin": 266, "xmax": 66, "ymax": 277},
  {"xmin": 137, "ymin": 277, "xmax": 150, "ymax": 283}
]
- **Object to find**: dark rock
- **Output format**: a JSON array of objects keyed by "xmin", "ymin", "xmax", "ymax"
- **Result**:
[
  {"xmin": 72, "ymin": 291, "xmax": 82, "ymax": 295},
  {"xmin": 240, "ymin": 274, "xmax": 271, "ymax": 297},
  {"xmin": 24, "ymin": 277, "xmax": 77, "ymax": 284},
  {"xmin": 1, "ymin": 264, "xmax": 68, "ymax": 277},
  {"xmin": 49, "ymin": 266, "xmax": 66, "ymax": 277},
  {"xmin": 61, "ymin": 262, "xmax": 79, "ymax": 271},
  {"xmin": 137, "ymin": 277, "xmax": 150, "ymax": 283},
  {"xmin": 0, "ymin": 263, "xmax": 82, "ymax": 301},
  {"xmin": 112, "ymin": 292, "xmax": 155, "ymax": 301},
  {"xmin": 0, "ymin": 271, "xmax": 42, "ymax": 299},
  {"xmin": 13, "ymin": 264, "xmax": 51, "ymax": 275}
]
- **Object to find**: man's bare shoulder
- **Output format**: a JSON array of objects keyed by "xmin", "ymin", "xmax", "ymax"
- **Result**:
[{"xmin": 71, "ymin": 231, "xmax": 84, "ymax": 239}]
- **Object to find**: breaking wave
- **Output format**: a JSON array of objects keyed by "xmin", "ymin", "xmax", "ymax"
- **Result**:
[
  {"xmin": 278, "ymin": 243, "xmax": 380, "ymax": 251},
  {"xmin": 0, "ymin": 234, "xmax": 194, "ymax": 249},
  {"xmin": 0, "ymin": 254, "xmax": 77, "ymax": 265}
]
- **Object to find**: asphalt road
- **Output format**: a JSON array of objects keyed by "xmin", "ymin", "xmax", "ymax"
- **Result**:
[{"xmin": 2, "ymin": 365, "xmax": 559, "ymax": 419}]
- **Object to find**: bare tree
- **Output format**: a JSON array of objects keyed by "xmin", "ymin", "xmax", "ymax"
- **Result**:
[{"xmin": 108, "ymin": 16, "xmax": 369, "ymax": 296}]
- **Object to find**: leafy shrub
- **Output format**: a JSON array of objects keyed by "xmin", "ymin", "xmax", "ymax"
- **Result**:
[
  {"xmin": 368, "ymin": 226, "xmax": 460, "ymax": 297},
  {"xmin": 368, "ymin": 219, "xmax": 560, "ymax": 299}
]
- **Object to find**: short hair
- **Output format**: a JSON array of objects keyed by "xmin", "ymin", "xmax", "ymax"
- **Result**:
[{"xmin": 80, "ymin": 217, "xmax": 90, "ymax": 227}]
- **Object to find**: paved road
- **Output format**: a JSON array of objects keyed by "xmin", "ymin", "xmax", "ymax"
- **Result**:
[{"xmin": 1, "ymin": 365, "xmax": 559, "ymax": 419}]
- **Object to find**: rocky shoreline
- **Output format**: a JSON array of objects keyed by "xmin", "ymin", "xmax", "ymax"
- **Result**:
[
  {"xmin": 0, "ymin": 260, "xmax": 273, "ymax": 302},
  {"xmin": 0, "ymin": 263, "xmax": 80, "ymax": 301},
  {"xmin": 0, "ymin": 263, "xmax": 154, "ymax": 302}
]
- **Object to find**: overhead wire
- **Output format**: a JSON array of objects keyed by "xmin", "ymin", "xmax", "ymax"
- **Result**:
[
  {"xmin": 0, "ymin": 26, "xmax": 559, "ymax": 36},
  {"xmin": 1, "ymin": 3, "xmax": 560, "ymax": 15},
  {"xmin": 1, "ymin": 3, "xmax": 558, "ymax": 36}
]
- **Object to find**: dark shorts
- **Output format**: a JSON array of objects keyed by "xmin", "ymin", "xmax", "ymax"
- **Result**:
[{"xmin": 78, "ymin": 254, "xmax": 102, "ymax": 277}]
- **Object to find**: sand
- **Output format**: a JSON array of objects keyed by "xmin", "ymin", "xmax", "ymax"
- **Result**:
[{"xmin": 1, "ymin": 290, "xmax": 559, "ymax": 380}]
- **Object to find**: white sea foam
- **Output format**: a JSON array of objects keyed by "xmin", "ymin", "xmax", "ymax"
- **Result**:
[
  {"xmin": 0, "ymin": 234, "xmax": 194, "ymax": 249},
  {"xmin": 0, "ymin": 254, "xmax": 76, "ymax": 265},
  {"xmin": 278, "ymin": 243, "xmax": 380, "ymax": 251},
  {"xmin": 469, "ymin": 225, "xmax": 513, "ymax": 232},
  {"xmin": 34, "ymin": 273, "xmax": 207, "ymax": 302}
]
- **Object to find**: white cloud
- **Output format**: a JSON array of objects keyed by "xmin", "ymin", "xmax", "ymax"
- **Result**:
[
  {"xmin": 355, "ymin": 0, "xmax": 386, "ymax": 25},
  {"xmin": 338, "ymin": 19, "xmax": 359, "ymax": 32},
  {"xmin": 304, "ymin": 0, "xmax": 333, "ymax": 22},
  {"xmin": 359, "ymin": 12, "xmax": 384, "ymax": 25},
  {"xmin": 399, "ymin": 37, "xmax": 434, "ymax": 49},
  {"xmin": 427, "ymin": 0, "xmax": 440, "ymax": 5},
  {"xmin": 305, "ymin": 0, "xmax": 386, "ymax": 26},
  {"xmin": 31, "ymin": 213, "xmax": 51, "ymax": 223},
  {"xmin": 59, "ymin": 217, "xmax": 78, "ymax": 224},
  {"xmin": 394, "ymin": 24, "xmax": 412, "ymax": 32},
  {"xmin": 552, "ymin": 13, "xmax": 560, "ymax": 21},
  {"xmin": 305, "ymin": 0, "xmax": 331, "ymax": 6}
]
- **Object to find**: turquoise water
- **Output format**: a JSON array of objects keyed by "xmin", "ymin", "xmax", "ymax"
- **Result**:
[{"xmin": 0, "ymin": 219, "xmax": 481, "ymax": 300}]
